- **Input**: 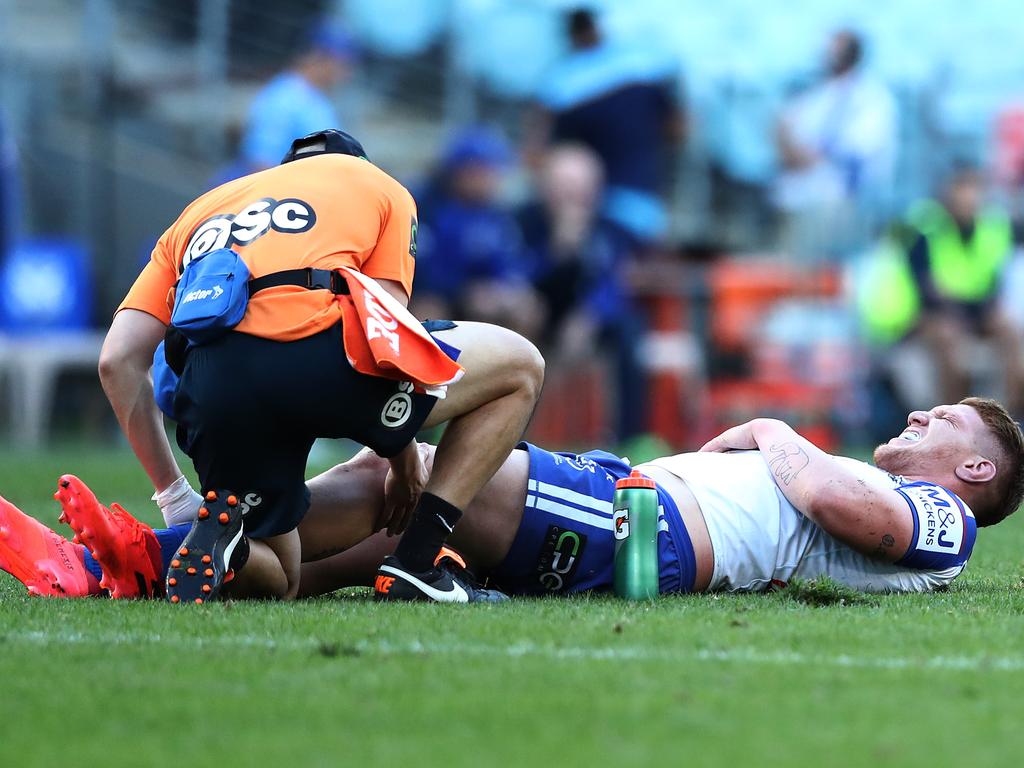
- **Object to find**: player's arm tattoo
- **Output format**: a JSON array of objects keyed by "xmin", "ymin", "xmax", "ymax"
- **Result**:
[
  {"xmin": 767, "ymin": 441, "xmax": 810, "ymax": 486},
  {"xmin": 872, "ymin": 533, "xmax": 896, "ymax": 558}
]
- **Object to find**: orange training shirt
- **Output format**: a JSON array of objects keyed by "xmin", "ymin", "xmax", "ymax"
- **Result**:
[{"xmin": 118, "ymin": 154, "xmax": 418, "ymax": 341}]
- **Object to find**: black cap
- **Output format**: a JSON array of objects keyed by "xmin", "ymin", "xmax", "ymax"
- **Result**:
[{"xmin": 280, "ymin": 129, "xmax": 368, "ymax": 164}]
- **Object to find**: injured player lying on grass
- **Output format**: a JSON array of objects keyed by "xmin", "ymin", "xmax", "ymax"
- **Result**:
[{"xmin": 2, "ymin": 398, "xmax": 1022, "ymax": 600}]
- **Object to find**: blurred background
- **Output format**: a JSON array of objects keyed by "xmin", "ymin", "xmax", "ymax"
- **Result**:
[{"xmin": 2, "ymin": 0, "xmax": 1024, "ymax": 461}]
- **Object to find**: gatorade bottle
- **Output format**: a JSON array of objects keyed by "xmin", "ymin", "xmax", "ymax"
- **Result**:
[{"xmin": 613, "ymin": 470, "xmax": 660, "ymax": 600}]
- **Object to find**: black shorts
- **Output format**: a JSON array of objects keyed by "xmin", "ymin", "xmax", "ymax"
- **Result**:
[{"xmin": 173, "ymin": 320, "xmax": 459, "ymax": 539}]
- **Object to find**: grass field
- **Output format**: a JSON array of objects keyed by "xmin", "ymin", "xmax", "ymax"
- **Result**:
[{"xmin": 3, "ymin": 445, "xmax": 1024, "ymax": 768}]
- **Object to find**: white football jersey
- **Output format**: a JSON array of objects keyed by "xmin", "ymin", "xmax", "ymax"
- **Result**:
[{"xmin": 638, "ymin": 451, "xmax": 975, "ymax": 593}]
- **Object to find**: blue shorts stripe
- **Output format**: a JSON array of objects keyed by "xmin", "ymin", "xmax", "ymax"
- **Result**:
[
  {"xmin": 526, "ymin": 494, "xmax": 614, "ymax": 531},
  {"xmin": 529, "ymin": 479, "xmax": 614, "ymax": 516}
]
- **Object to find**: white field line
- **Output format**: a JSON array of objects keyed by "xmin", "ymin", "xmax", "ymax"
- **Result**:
[{"xmin": 5, "ymin": 629, "xmax": 1024, "ymax": 673}]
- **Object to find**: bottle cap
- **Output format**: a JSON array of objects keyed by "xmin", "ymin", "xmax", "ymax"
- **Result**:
[{"xmin": 615, "ymin": 469, "xmax": 656, "ymax": 490}]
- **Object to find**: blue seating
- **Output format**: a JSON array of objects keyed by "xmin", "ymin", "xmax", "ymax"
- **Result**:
[
  {"xmin": 0, "ymin": 238, "xmax": 101, "ymax": 447},
  {"xmin": 0, "ymin": 238, "xmax": 92, "ymax": 333}
]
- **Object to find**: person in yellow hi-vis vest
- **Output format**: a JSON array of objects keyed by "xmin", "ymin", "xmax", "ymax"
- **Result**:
[{"xmin": 860, "ymin": 163, "xmax": 1023, "ymax": 414}]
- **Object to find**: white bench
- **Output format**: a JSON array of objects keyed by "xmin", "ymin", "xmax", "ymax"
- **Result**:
[{"xmin": 0, "ymin": 332, "xmax": 106, "ymax": 448}]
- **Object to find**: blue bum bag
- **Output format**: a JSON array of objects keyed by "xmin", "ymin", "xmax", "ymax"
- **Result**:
[
  {"xmin": 156, "ymin": 247, "xmax": 249, "ymax": 418},
  {"xmin": 153, "ymin": 340, "xmax": 178, "ymax": 418},
  {"xmin": 170, "ymin": 247, "xmax": 251, "ymax": 345}
]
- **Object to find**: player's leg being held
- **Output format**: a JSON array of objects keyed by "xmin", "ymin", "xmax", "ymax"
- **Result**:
[{"xmin": 376, "ymin": 321, "xmax": 544, "ymax": 602}]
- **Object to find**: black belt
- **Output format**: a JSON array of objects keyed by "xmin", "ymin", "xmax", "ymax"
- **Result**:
[
  {"xmin": 165, "ymin": 268, "xmax": 349, "ymax": 376},
  {"xmin": 247, "ymin": 268, "xmax": 349, "ymax": 297}
]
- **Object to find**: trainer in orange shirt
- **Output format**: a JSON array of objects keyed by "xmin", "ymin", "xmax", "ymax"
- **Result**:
[{"xmin": 100, "ymin": 129, "xmax": 544, "ymax": 604}]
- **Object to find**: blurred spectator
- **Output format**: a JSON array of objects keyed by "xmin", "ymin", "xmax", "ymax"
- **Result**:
[
  {"xmin": 411, "ymin": 127, "xmax": 544, "ymax": 340},
  {"xmin": 909, "ymin": 165, "xmax": 1023, "ymax": 412},
  {"xmin": 238, "ymin": 20, "xmax": 356, "ymax": 173},
  {"xmin": 773, "ymin": 29, "xmax": 897, "ymax": 260},
  {"xmin": 517, "ymin": 143, "xmax": 646, "ymax": 440},
  {"xmin": 862, "ymin": 163, "xmax": 1023, "ymax": 416},
  {"xmin": 527, "ymin": 7, "xmax": 683, "ymax": 243},
  {"xmin": 517, "ymin": 144, "xmax": 630, "ymax": 354}
]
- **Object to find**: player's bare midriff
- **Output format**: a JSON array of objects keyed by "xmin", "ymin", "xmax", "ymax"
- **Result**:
[{"xmin": 635, "ymin": 463, "xmax": 715, "ymax": 592}]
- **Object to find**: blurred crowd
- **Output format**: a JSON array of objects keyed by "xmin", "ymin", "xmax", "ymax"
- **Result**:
[{"xmin": 4, "ymin": 5, "xmax": 1024, "ymax": 451}]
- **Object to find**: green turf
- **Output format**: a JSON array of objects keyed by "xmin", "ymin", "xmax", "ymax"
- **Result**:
[{"xmin": 3, "ymin": 447, "xmax": 1024, "ymax": 767}]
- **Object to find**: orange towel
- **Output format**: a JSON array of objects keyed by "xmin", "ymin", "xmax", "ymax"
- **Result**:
[{"xmin": 336, "ymin": 267, "xmax": 464, "ymax": 398}]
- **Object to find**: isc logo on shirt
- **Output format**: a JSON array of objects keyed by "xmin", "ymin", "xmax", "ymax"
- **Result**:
[
  {"xmin": 182, "ymin": 197, "xmax": 317, "ymax": 268},
  {"xmin": 902, "ymin": 484, "xmax": 965, "ymax": 554}
]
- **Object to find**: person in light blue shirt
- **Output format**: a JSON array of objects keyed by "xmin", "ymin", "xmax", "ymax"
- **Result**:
[
  {"xmin": 529, "ymin": 8, "xmax": 684, "ymax": 243},
  {"xmin": 240, "ymin": 23, "xmax": 357, "ymax": 171}
]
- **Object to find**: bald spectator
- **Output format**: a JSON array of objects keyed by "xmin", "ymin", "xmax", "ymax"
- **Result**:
[
  {"xmin": 518, "ymin": 144, "xmax": 645, "ymax": 441},
  {"xmin": 518, "ymin": 144, "xmax": 630, "ymax": 353}
]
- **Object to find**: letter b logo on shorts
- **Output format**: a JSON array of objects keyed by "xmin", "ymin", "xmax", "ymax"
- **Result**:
[{"xmin": 381, "ymin": 383, "xmax": 414, "ymax": 429}]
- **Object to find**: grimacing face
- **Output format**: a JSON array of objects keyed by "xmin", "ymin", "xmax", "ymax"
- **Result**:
[{"xmin": 873, "ymin": 404, "xmax": 992, "ymax": 478}]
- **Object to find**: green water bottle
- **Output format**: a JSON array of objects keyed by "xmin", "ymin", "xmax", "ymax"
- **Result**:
[{"xmin": 613, "ymin": 470, "xmax": 660, "ymax": 600}]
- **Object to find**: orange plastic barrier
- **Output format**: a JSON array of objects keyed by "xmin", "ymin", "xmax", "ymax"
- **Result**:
[
  {"xmin": 709, "ymin": 258, "xmax": 840, "ymax": 353},
  {"xmin": 526, "ymin": 361, "xmax": 611, "ymax": 448},
  {"xmin": 701, "ymin": 379, "xmax": 838, "ymax": 452},
  {"xmin": 644, "ymin": 290, "xmax": 691, "ymax": 446}
]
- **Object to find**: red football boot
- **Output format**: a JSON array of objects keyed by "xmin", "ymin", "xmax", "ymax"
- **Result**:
[
  {"xmin": 0, "ymin": 493, "xmax": 97, "ymax": 597},
  {"xmin": 54, "ymin": 475, "xmax": 163, "ymax": 599}
]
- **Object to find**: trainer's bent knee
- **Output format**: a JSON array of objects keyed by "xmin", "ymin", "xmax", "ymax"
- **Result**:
[{"xmin": 509, "ymin": 336, "xmax": 545, "ymax": 400}]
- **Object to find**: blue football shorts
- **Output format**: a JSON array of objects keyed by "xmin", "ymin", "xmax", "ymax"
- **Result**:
[{"xmin": 490, "ymin": 442, "xmax": 698, "ymax": 596}]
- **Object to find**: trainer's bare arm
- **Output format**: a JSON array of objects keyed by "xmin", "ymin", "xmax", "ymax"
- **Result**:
[
  {"xmin": 375, "ymin": 277, "xmax": 410, "ymax": 308},
  {"xmin": 700, "ymin": 419, "xmax": 914, "ymax": 561},
  {"xmin": 99, "ymin": 309, "xmax": 185, "ymax": 492}
]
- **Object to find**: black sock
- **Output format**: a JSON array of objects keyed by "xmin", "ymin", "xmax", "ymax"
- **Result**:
[{"xmin": 393, "ymin": 493, "xmax": 463, "ymax": 572}]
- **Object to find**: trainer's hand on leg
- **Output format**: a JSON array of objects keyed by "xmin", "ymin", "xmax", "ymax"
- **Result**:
[{"xmin": 380, "ymin": 442, "xmax": 429, "ymax": 536}]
